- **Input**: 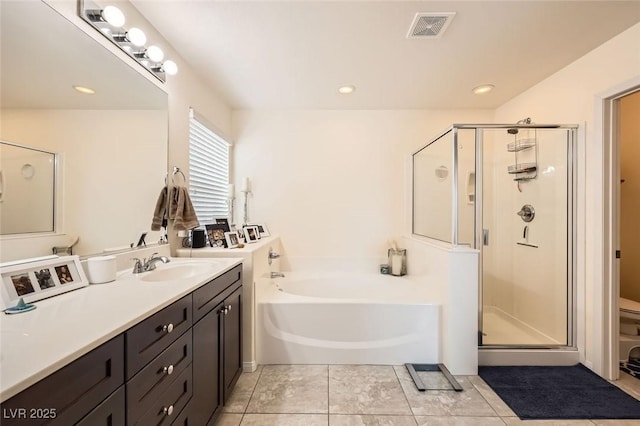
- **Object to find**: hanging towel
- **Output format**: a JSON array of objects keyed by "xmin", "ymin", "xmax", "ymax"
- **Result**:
[
  {"xmin": 171, "ymin": 186, "xmax": 200, "ymax": 231},
  {"xmin": 151, "ymin": 186, "xmax": 168, "ymax": 231}
]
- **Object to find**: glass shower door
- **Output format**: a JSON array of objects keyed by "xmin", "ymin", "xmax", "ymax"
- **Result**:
[{"xmin": 479, "ymin": 127, "xmax": 572, "ymax": 347}]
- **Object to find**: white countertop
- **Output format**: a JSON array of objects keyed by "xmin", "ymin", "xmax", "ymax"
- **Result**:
[{"xmin": 0, "ymin": 257, "xmax": 242, "ymax": 402}]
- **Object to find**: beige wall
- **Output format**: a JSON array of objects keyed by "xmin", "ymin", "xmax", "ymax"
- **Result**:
[
  {"xmin": 232, "ymin": 109, "xmax": 492, "ymax": 262},
  {"xmin": 620, "ymin": 91, "xmax": 640, "ymax": 301},
  {"xmin": 494, "ymin": 23, "xmax": 640, "ymax": 373}
]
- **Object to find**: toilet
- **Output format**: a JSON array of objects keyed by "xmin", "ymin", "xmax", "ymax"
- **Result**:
[{"xmin": 620, "ymin": 297, "xmax": 640, "ymax": 362}]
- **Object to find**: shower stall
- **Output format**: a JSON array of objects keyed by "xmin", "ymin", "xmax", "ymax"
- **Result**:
[{"xmin": 413, "ymin": 122, "xmax": 578, "ymax": 357}]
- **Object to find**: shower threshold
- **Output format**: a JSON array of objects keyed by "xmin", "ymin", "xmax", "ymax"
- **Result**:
[{"xmin": 405, "ymin": 363, "xmax": 463, "ymax": 392}]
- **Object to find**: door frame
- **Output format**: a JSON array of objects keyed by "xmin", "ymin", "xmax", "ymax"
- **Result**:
[{"xmin": 598, "ymin": 77, "xmax": 640, "ymax": 380}]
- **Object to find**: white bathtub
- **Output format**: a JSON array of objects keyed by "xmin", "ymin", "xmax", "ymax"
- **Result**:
[{"xmin": 256, "ymin": 272, "xmax": 441, "ymax": 365}]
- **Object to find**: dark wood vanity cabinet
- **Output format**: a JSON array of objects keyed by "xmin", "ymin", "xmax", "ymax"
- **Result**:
[
  {"xmin": 0, "ymin": 335, "xmax": 125, "ymax": 426},
  {"xmin": 191, "ymin": 264, "xmax": 243, "ymax": 425},
  {"xmin": 0, "ymin": 264, "xmax": 243, "ymax": 426}
]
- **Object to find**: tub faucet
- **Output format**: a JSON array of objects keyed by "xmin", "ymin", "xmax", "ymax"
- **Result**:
[
  {"xmin": 142, "ymin": 253, "xmax": 170, "ymax": 272},
  {"xmin": 270, "ymin": 271, "xmax": 285, "ymax": 279}
]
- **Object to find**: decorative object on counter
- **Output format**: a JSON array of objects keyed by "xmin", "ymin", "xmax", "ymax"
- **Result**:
[
  {"xmin": 52, "ymin": 235, "xmax": 80, "ymax": 255},
  {"xmin": 215, "ymin": 218, "xmax": 231, "ymax": 231},
  {"xmin": 241, "ymin": 177, "xmax": 252, "ymax": 226},
  {"xmin": 380, "ymin": 264, "xmax": 390, "ymax": 275},
  {"xmin": 80, "ymin": 0, "xmax": 179, "ymax": 82},
  {"xmin": 85, "ymin": 255, "xmax": 117, "ymax": 284},
  {"xmin": 0, "ymin": 255, "xmax": 89, "ymax": 310},
  {"xmin": 224, "ymin": 231, "xmax": 239, "ymax": 249},
  {"xmin": 4, "ymin": 297, "xmax": 36, "ymax": 314},
  {"xmin": 243, "ymin": 225, "xmax": 260, "ymax": 243},
  {"xmin": 191, "ymin": 229, "xmax": 207, "ymax": 248},
  {"xmin": 247, "ymin": 223, "xmax": 270, "ymax": 238},
  {"xmin": 227, "ymin": 184, "xmax": 236, "ymax": 229},
  {"xmin": 206, "ymin": 224, "xmax": 228, "ymax": 248},
  {"xmin": 387, "ymin": 240, "xmax": 407, "ymax": 276}
]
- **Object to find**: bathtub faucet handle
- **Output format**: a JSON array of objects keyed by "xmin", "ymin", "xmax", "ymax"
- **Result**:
[{"xmin": 268, "ymin": 247, "xmax": 280, "ymax": 265}]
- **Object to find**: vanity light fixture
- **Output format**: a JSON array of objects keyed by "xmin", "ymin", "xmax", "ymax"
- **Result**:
[
  {"xmin": 86, "ymin": 4, "xmax": 125, "ymax": 27},
  {"xmin": 73, "ymin": 85, "xmax": 96, "ymax": 95},
  {"xmin": 338, "ymin": 85, "xmax": 356, "ymax": 94},
  {"xmin": 80, "ymin": 0, "xmax": 179, "ymax": 82},
  {"xmin": 113, "ymin": 27, "xmax": 146, "ymax": 47},
  {"xmin": 135, "ymin": 45, "xmax": 164, "ymax": 63},
  {"xmin": 472, "ymin": 84, "xmax": 495, "ymax": 95}
]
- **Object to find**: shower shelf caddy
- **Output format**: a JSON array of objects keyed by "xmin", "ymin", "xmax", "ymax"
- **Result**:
[{"xmin": 507, "ymin": 127, "xmax": 538, "ymax": 181}]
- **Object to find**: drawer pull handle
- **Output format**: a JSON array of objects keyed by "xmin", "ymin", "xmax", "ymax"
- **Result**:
[
  {"xmin": 162, "ymin": 323, "xmax": 174, "ymax": 333},
  {"xmin": 163, "ymin": 405, "xmax": 174, "ymax": 416},
  {"xmin": 219, "ymin": 307, "xmax": 228, "ymax": 315},
  {"xmin": 163, "ymin": 364, "xmax": 174, "ymax": 375},
  {"xmin": 227, "ymin": 304, "xmax": 232, "ymax": 312}
]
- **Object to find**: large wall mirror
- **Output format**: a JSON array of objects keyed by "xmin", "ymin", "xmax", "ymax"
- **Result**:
[{"xmin": 0, "ymin": 1, "xmax": 168, "ymax": 260}]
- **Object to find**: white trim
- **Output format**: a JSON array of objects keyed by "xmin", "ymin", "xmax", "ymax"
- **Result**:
[{"xmin": 596, "ymin": 75, "xmax": 640, "ymax": 380}]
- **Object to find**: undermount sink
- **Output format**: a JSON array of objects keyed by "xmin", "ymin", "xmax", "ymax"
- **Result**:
[{"xmin": 138, "ymin": 261, "xmax": 220, "ymax": 282}]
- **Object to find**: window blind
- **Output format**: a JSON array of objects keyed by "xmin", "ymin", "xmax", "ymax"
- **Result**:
[{"xmin": 188, "ymin": 111, "xmax": 230, "ymax": 224}]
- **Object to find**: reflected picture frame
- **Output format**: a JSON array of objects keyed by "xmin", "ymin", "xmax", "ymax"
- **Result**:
[{"xmin": 0, "ymin": 255, "xmax": 89, "ymax": 310}]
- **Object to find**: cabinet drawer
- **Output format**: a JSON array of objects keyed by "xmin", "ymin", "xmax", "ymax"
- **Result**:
[
  {"xmin": 133, "ymin": 364, "xmax": 193, "ymax": 426},
  {"xmin": 126, "ymin": 295, "xmax": 192, "ymax": 379},
  {"xmin": 76, "ymin": 386, "xmax": 125, "ymax": 426},
  {"xmin": 0, "ymin": 335, "xmax": 124, "ymax": 426},
  {"xmin": 169, "ymin": 400, "xmax": 192, "ymax": 426},
  {"xmin": 127, "ymin": 329, "xmax": 192, "ymax": 424},
  {"xmin": 193, "ymin": 265, "xmax": 242, "ymax": 323}
]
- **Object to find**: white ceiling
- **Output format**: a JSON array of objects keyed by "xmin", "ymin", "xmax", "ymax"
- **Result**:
[{"xmin": 136, "ymin": 1, "xmax": 639, "ymax": 110}]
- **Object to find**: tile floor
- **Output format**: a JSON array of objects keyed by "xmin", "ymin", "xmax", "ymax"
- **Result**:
[{"xmin": 215, "ymin": 365, "xmax": 640, "ymax": 426}]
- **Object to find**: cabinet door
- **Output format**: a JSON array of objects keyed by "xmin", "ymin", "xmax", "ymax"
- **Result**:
[
  {"xmin": 223, "ymin": 286, "xmax": 243, "ymax": 403},
  {"xmin": 191, "ymin": 301, "xmax": 224, "ymax": 426}
]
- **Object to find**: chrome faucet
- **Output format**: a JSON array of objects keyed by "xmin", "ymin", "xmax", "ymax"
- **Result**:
[
  {"xmin": 270, "ymin": 271, "xmax": 285, "ymax": 278},
  {"xmin": 143, "ymin": 253, "xmax": 170, "ymax": 271},
  {"xmin": 132, "ymin": 253, "xmax": 170, "ymax": 274}
]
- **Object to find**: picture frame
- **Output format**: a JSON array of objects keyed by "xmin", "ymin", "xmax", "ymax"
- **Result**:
[
  {"xmin": 243, "ymin": 225, "xmax": 260, "ymax": 243},
  {"xmin": 214, "ymin": 218, "xmax": 231, "ymax": 232},
  {"xmin": 247, "ymin": 223, "xmax": 270, "ymax": 238},
  {"xmin": 224, "ymin": 231, "xmax": 239, "ymax": 249},
  {"xmin": 0, "ymin": 255, "xmax": 89, "ymax": 310},
  {"xmin": 205, "ymin": 223, "xmax": 228, "ymax": 248}
]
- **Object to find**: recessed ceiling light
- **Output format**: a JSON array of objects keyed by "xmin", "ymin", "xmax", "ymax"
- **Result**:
[
  {"xmin": 73, "ymin": 85, "xmax": 95, "ymax": 95},
  {"xmin": 338, "ymin": 85, "xmax": 355, "ymax": 94},
  {"xmin": 473, "ymin": 84, "xmax": 494, "ymax": 95}
]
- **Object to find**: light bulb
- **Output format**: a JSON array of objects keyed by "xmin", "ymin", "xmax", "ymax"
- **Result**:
[
  {"xmin": 101, "ymin": 5, "xmax": 125, "ymax": 27},
  {"xmin": 146, "ymin": 45, "xmax": 164, "ymax": 62},
  {"xmin": 127, "ymin": 28, "xmax": 146, "ymax": 47},
  {"xmin": 162, "ymin": 60, "xmax": 178, "ymax": 75}
]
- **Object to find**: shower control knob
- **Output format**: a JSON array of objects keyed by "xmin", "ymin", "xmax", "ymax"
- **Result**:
[{"xmin": 517, "ymin": 204, "xmax": 535, "ymax": 223}]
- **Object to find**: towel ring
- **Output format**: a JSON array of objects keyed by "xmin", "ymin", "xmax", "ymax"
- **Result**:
[{"xmin": 170, "ymin": 166, "xmax": 186, "ymax": 186}]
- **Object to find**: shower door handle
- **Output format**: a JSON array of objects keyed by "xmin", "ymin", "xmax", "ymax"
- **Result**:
[{"xmin": 483, "ymin": 229, "xmax": 489, "ymax": 246}]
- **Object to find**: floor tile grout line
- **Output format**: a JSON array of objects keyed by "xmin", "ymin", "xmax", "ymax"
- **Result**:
[
  {"xmin": 469, "ymin": 374, "xmax": 503, "ymax": 419},
  {"xmin": 242, "ymin": 365, "xmax": 265, "ymax": 416}
]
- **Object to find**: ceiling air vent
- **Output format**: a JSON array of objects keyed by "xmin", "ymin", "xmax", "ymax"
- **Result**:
[{"xmin": 407, "ymin": 12, "xmax": 456, "ymax": 39}]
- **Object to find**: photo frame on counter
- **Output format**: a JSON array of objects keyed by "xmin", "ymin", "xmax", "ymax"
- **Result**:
[
  {"xmin": 224, "ymin": 231, "xmax": 239, "ymax": 249},
  {"xmin": 247, "ymin": 223, "xmax": 270, "ymax": 238},
  {"xmin": 0, "ymin": 255, "xmax": 89, "ymax": 310},
  {"xmin": 205, "ymin": 223, "xmax": 228, "ymax": 248},
  {"xmin": 214, "ymin": 218, "xmax": 231, "ymax": 232},
  {"xmin": 243, "ymin": 225, "xmax": 260, "ymax": 243}
]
